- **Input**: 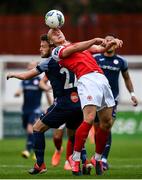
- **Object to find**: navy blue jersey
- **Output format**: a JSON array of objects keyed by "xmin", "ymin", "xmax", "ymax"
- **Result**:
[
  {"xmin": 21, "ymin": 77, "xmax": 43, "ymax": 113},
  {"xmin": 36, "ymin": 57, "xmax": 80, "ymax": 109},
  {"xmin": 93, "ymin": 54, "xmax": 128, "ymax": 100}
]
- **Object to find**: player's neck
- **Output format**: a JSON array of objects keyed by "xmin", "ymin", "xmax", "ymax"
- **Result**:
[
  {"xmin": 63, "ymin": 41, "xmax": 70, "ymax": 46},
  {"xmin": 57, "ymin": 40, "xmax": 70, "ymax": 46},
  {"xmin": 62, "ymin": 41, "xmax": 70, "ymax": 46}
]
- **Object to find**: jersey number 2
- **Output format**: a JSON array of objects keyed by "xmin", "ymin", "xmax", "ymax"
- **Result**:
[{"xmin": 60, "ymin": 67, "xmax": 77, "ymax": 89}]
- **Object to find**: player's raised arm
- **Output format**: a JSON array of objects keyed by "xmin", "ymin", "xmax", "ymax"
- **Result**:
[
  {"xmin": 59, "ymin": 38, "xmax": 106, "ymax": 58},
  {"xmin": 7, "ymin": 68, "xmax": 39, "ymax": 80}
]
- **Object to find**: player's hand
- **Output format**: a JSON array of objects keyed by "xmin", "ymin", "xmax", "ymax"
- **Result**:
[
  {"xmin": 114, "ymin": 38, "xmax": 123, "ymax": 48},
  {"xmin": 94, "ymin": 38, "xmax": 106, "ymax": 46},
  {"xmin": 131, "ymin": 96, "xmax": 138, "ymax": 106},
  {"xmin": 14, "ymin": 92, "xmax": 20, "ymax": 97},
  {"xmin": 6, "ymin": 73, "xmax": 14, "ymax": 80},
  {"xmin": 107, "ymin": 38, "xmax": 123, "ymax": 49}
]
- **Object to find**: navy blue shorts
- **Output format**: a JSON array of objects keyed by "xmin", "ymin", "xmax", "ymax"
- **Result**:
[
  {"xmin": 22, "ymin": 112, "xmax": 41, "ymax": 129},
  {"xmin": 41, "ymin": 96, "xmax": 83, "ymax": 130}
]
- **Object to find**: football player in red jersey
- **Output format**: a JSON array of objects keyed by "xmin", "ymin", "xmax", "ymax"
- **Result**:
[{"xmin": 48, "ymin": 28, "xmax": 123, "ymax": 176}]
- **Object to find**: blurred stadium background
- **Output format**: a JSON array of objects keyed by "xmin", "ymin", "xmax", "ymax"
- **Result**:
[{"xmin": 0, "ymin": 0, "xmax": 142, "ymax": 178}]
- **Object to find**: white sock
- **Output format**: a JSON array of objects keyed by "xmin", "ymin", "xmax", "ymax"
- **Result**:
[
  {"xmin": 72, "ymin": 151, "xmax": 81, "ymax": 161},
  {"xmin": 95, "ymin": 153, "xmax": 102, "ymax": 161}
]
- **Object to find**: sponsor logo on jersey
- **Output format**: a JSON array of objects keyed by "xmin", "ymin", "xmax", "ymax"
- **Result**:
[
  {"xmin": 99, "ymin": 65, "xmax": 120, "ymax": 71},
  {"xmin": 99, "ymin": 58, "xmax": 105, "ymax": 61}
]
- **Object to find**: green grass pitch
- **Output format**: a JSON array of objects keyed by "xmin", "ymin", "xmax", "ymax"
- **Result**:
[{"xmin": 0, "ymin": 135, "xmax": 142, "ymax": 179}]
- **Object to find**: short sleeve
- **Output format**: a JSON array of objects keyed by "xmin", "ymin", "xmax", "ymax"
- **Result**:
[
  {"xmin": 36, "ymin": 58, "xmax": 50, "ymax": 73},
  {"xmin": 51, "ymin": 46, "xmax": 65, "ymax": 61},
  {"xmin": 121, "ymin": 57, "xmax": 128, "ymax": 72}
]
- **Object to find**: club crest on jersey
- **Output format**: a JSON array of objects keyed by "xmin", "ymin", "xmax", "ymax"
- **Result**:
[
  {"xmin": 70, "ymin": 92, "xmax": 79, "ymax": 103},
  {"xmin": 113, "ymin": 59, "xmax": 119, "ymax": 64},
  {"xmin": 87, "ymin": 95, "xmax": 93, "ymax": 101},
  {"xmin": 33, "ymin": 79, "xmax": 39, "ymax": 85}
]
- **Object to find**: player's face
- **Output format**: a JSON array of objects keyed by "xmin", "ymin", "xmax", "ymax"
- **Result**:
[
  {"xmin": 40, "ymin": 40, "xmax": 50, "ymax": 58},
  {"xmin": 48, "ymin": 28, "xmax": 65, "ymax": 45},
  {"xmin": 105, "ymin": 35, "xmax": 116, "ymax": 53}
]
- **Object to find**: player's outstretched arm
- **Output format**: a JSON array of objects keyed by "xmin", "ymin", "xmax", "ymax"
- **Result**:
[
  {"xmin": 61, "ymin": 38, "xmax": 105, "ymax": 58},
  {"xmin": 7, "ymin": 68, "xmax": 39, "ymax": 80}
]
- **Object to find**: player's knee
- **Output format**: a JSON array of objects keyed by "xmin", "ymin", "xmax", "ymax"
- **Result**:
[
  {"xmin": 33, "ymin": 120, "xmax": 49, "ymax": 132},
  {"xmin": 85, "ymin": 113, "xmax": 95, "ymax": 124},
  {"xmin": 33, "ymin": 123, "xmax": 39, "ymax": 131},
  {"xmin": 54, "ymin": 133, "xmax": 62, "ymax": 139},
  {"xmin": 101, "ymin": 118, "xmax": 113, "ymax": 131},
  {"xmin": 33, "ymin": 121, "xmax": 43, "ymax": 132}
]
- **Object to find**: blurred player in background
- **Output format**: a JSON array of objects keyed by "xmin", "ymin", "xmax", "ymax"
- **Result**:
[
  {"xmin": 51, "ymin": 124, "xmax": 65, "ymax": 167},
  {"xmin": 14, "ymin": 61, "xmax": 50, "ymax": 159},
  {"xmin": 48, "ymin": 28, "xmax": 123, "ymax": 175},
  {"xmin": 42, "ymin": 77, "xmax": 54, "ymax": 106},
  {"xmin": 93, "ymin": 34, "xmax": 138, "ymax": 170},
  {"xmin": 7, "ymin": 34, "xmax": 91, "ymax": 175}
]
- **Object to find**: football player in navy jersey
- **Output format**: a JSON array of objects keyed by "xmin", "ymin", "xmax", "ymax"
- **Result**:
[
  {"xmin": 7, "ymin": 34, "xmax": 91, "ymax": 175},
  {"xmin": 14, "ymin": 61, "xmax": 47, "ymax": 159},
  {"xmin": 93, "ymin": 34, "xmax": 138, "ymax": 170}
]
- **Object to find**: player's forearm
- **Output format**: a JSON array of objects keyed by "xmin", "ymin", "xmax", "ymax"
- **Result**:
[
  {"xmin": 123, "ymin": 71, "xmax": 134, "ymax": 93},
  {"xmin": 7, "ymin": 69, "xmax": 39, "ymax": 80},
  {"xmin": 7, "ymin": 72, "xmax": 31, "ymax": 80},
  {"xmin": 73, "ymin": 38, "xmax": 104, "ymax": 52},
  {"xmin": 125, "ymin": 79, "xmax": 134, "ymax": 93}
]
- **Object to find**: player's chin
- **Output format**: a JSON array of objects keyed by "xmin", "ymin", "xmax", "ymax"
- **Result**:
[{"xmin": 41, "ymin": 54, "xmax": 46, "ymax": 58}]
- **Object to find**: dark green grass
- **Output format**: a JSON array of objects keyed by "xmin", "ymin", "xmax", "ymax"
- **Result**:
[{"xmin": 0, "ymin": 135, "xmax": 142, "ymax": 179}]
